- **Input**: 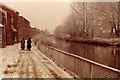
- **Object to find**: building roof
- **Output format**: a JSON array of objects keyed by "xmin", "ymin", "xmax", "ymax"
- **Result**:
[{"xmin": 0, "ymin": 3, "xmax": 19, "ymax": 15}]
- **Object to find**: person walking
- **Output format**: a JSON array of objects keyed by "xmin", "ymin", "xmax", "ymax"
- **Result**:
[
  {"xmin": 27, "ymin": 38, "xmax": 32, "ymax": 51},
  {"xmin": 20, "ymin": 38, "xmax": 25, "ymax": 50}
]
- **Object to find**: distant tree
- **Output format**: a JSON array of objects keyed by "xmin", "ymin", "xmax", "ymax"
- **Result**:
[
  {"xmin": 54, "ymin": 25, "xmax": 64, "ymax": 38},
  {"xmin": 54, "ymin": 2, "xmax": 119, "ymax": 39}
]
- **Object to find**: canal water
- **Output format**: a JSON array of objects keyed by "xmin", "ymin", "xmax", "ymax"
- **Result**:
[{"xmin": 52, "ymin": 38, "xmax": 120, "ymax": 70}]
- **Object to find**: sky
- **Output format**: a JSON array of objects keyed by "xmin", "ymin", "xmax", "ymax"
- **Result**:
[
  {"xmin": 2, "ymin": 0, "xmax": 118, "ymax": 33},
  {"xmin": 2, "ymin": 2, "xmax": 71, "ymax": 33}
]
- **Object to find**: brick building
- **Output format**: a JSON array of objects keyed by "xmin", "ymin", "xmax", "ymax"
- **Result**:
[
  {"xmin": 17, "ymin": 16, "xmax": 31, "ymax": 41},
  {"xmin": 0, "ymin": 3, "xmax": 41, "ymax": 48},
  {"xmin": 0, "ymin": 3, "xmax": 19, "ymax": 47},
  {"xmin": 0, "ymin": 24, "xmax": 5, "ymax": 48},
  {"xmin": 18, "ymin": 16, "xmax": 41, "ymax": 41}
]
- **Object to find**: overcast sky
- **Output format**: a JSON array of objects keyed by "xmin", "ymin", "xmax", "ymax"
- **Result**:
[{"xmin": 2, "ymin": 2, "xmax": 71, "ymax": 33}]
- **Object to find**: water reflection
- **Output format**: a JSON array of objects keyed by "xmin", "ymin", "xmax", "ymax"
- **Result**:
[{"xmin": 54, "ymin": 38, "xmax": 120, "ymax": 69}]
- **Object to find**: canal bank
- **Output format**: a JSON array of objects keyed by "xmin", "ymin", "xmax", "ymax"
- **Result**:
[
  {"xmin": 33, "ymin": 35, "xmax": 120, "ymax": 69},
  {"xmin": 56, "ymin": 37, "xmax": 120, "ymax": 47},
  {"xmin": 34, "ymin": 41, "xmax": 120, "ymax": 78},
  {"xmin": 33, "ymin": 34, "xmax": 120, "ymax": 78}
]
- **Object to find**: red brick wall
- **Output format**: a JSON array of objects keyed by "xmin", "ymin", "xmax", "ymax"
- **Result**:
[
  {"xmin": 0, "ymin": 11, "xmax": 6, "ymax": 47},
  {"xmin": 2, "ymin": 27, "xmax": 5, "ymax": 48},
  {"xmin": 17, "ymin": 16, "xmax": 31, "ymax": 41},
  {"xmin": 1, "ymin": 4, "xmax": 41, "ymax": 47},
  {"xmin": 1, "ymin": 4, "xmax": 19, "ymax": 45},
  {"xmin": 6, "ymin": 13, "xmax": 13, "ymax": 45},
  {"xmin": 0, "ymin": 27, "xmax": 6, "ymax": 48}
]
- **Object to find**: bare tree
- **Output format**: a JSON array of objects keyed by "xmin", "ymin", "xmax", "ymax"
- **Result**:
[{"xmin": 54, "ymin": 2, "xmax": 119, "ymax": 39}]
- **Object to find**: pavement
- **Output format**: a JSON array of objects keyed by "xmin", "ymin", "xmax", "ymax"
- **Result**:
[{"xmin": 0, "ymin": 42, "xmax": 72, "ymax": 78}]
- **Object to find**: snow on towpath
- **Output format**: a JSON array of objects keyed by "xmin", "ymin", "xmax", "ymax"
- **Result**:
[{"xmin": 0, "ymin": 42, "xmax": 72, "ymax": 78}]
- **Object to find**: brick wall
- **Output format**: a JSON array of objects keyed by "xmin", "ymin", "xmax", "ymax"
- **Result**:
[
  {"xmin": 17, "ymin": 16, "xmax": 31, "ymax": 41},
  {"xmin": 0, "ymin": 4, "xmax": 19, "ymax": 45}
]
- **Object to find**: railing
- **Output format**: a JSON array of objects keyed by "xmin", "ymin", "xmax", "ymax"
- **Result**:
[{"xmin": 35, "ymin": 41, "xmax": 120, "ymax": 78}]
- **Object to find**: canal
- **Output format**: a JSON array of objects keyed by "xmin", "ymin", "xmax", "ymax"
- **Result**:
[{"xmin": 50, "ymin": 38, "xmax": 120, "ymax": 70}]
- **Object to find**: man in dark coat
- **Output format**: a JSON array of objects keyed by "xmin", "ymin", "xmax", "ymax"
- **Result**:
[
  {"xmin": 27, "ymin": 38, "xmax": 32, "ymax": 51},
  {"xmin": 21, "ymin": 38, "xmax": 25, "ymax": 50}
]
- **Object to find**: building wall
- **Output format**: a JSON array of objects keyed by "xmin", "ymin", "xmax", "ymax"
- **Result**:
[
  {"xmin": 17, "ymin": 16, "xmax": 30, "ymax": 41},
  {"xmin": 0, "ymin": 27, "xmax": 5, "ymax": 48},
  {"xmin": 6, "ymin": 13, "xmax": 12, "ymax": 45},
  {"xmin": 0, "ymin": 4, "xmax": 41, "ymax": 48},
  {"xmin": 0, "ymin": 4, "xmax": 19, "ymax": 46},
  {"xmin": 2, "ymin": 27, "xmax": 5, "ymax": 48},
  {"xmin": 0, "ymin": 11, "xmax": 7, "ymax": 47},
  {"xmin": 17, "ymin": 17, "xmax": 41, "ymax": 41}
]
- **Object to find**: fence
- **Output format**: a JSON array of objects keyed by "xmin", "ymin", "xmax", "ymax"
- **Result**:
[{"xmin": 35, "ymin": 41, "xmax": 120, "ymax": 78}]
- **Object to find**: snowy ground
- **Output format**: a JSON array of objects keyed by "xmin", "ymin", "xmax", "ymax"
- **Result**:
[{"xmin": 0, "ymin": 42, "xmax": 72, "ymax": 78}]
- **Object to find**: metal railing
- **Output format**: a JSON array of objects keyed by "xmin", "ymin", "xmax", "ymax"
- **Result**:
[{"xmin": 35, "ymin": 41, "xmax": 120, "ymax": 78}]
